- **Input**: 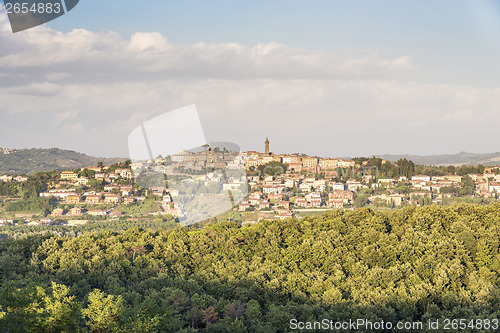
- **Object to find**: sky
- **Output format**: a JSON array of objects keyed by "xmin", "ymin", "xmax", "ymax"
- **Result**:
[{"xmin": 1, "ymin": 0, "xmax": 500, "ymax": 158}]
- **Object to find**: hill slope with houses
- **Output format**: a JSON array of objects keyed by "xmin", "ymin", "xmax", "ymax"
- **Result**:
[{"xmin": 0, "ymin": 148, "xmax": 126, "ymax": 175}]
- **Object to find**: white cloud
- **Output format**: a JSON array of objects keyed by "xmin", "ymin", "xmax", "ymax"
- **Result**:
[
  {"xmin": 54, "ymin": 110, "xmax": 79, "ymax": 126},
  {"xmin": 46, "ymin": 72, "xmax": 72, "ymax": 81},
  {"xmin": 0, "ymin": 9, "xmax": 499, "ymax": 157},
  {"xmin": 0, "ymin": 5, "xmax": 8, "ymax": 31},
  {"xmin": 1, "ymin": 76, "xmax": 499, "ymax": 156},
  {"xmin": 127, "ymin": 32, "xmax": 167, "ymax": 52},
  {"xmin": 0, "ymin": 14, "xmax": 415, "ymax": 80},
  {"xmin": 9, "ymin": 81, "xmax": 61, "ymax": 97}
]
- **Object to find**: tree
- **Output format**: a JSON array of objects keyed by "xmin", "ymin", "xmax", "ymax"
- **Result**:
[
  {"xmin": 224, "ymin": 302, "xmax": 245, "ymax": 320},
  {"xmin": 41, "ymin": 282, "xmax": 80, "ymax": 332},
  {"xmin": 396, "ymin": 158, "xmax": 415, "ymax": 178},
  {"xmin": 3, "ymin": 204, "xmax": 500, "ymax": 331},
  {"xmin": 460, "ymin": 175, "xmax": 475, "ymax": 196},
  {"xmin": 258, "ymin": 161, "xmax": 288, "ymax": 176},
  {"xmin": 81, "ymin": 289, "xmax": 126, "ymax": 332},
  {"xmin": 446, "ymin": 165, "xmax": 456, "ymax": 174},
  {"xmin": 245, "ymin": 300, "xmax": 262, "ymax": 321},
  {"xmin": 475, "ymin": 239, "xmax": 492, "ymax": 268},
  {"xmin": 125, "ymin": 245, "xmax": 146, "ymax": 260},
  {"xmin": 0, "ymin": 282, "xmax": 79, "ymax": 332},
  {"xmin": 201, "ymin": 306, "xmax": 219, "ymax": 325},
  {"xmin": 354, "ymin": 195, "xmax": 368, "ymax": 207}
]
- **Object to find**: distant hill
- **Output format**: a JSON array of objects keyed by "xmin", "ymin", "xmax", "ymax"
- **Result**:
[
  {"xmin": 0, "ymin": 148, "xmax": 127, "ymax": 175},
  {"xmin": 376, "ymin": 151, "xmax": 500, "ymax": 166}
]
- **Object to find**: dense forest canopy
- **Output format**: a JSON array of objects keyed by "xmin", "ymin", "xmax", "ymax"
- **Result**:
[{"xmin": 1, "ymin": 204, "xmax": 500, "ymax": 332}]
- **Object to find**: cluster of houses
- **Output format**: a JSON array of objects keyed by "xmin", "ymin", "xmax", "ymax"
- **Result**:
[
  {"xmin": 59, "ymin": 167, "xmax": 133, "ymax": 183},
  {"xmin": 404, "ymin": 172, "xmax": 500, "ymax": 197},
  {"xmin": 238, "ymin": 173, "xmax": 358, "ymax": 218},
  {"xmin": 237, "ymin": 168, "xmax": 500, "ymax": 217},
  {"xmin": 2, "ymin": 217, "xmax": 96, "ymax": 227},
  {"xmin": 0, "ymin": 219, "xmax": 14, "ymax": 226},
  {"xmin": 130, "ymin": 148, "xmax": 243, "ymax": 175},
  {"xmin": 241, "ymin": 138, "xmax": 355, "ymax": 174},
  {"xmin": 38, "ymin": 167, "xmax": 186, "ymax": 219},
  {"xmin": 3, "ymin": 140, "xmax": 500, "ymax": 226},
  {"xmin": 39, "ymin": 168, "xmax": 135, "ymax": 207},
  {"xmin": 25, "ymin": 166, "xmax": 139, "ymax": 219},
  {"xmin": 231, "ymin": 139, "xmax": 500, "ymax": 218},
  {"xmin": 0, "ymin": 217, "xmax": 57, "ymax": 227},
  {"xmin": 0, "ymin": 148, "xmax": 12, "ymax": 155},
  {"xmin": 0, "ymin": 175, "xmax": 28, "ymax": 182}
]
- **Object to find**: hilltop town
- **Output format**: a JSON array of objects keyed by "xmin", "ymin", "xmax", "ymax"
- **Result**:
[
  {"xmin": 0, "ymin": 139, "xmax": 499, "ymax": 229},
  {"xmin": 235, "ymin": 139, "xmax": 498, "ymax": 220}
]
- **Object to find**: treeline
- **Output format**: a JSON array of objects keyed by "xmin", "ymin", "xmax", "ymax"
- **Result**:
[
  {"xmin": 2, "ymin": 204, "xmax": 500, "ymax": 332},
  {"xmin": 354, "ymin": 157, "xmax": 488, "ymax": 179},
  {"xmin": 0, "ymin": 172, "xmax": 53, "ymax": 198},
  {"xmin": 3, "ymin": 197, "xmax": 57, "ymax": 215},
  {"xmin": 0, "ymin": 218, "xmax": 177, "ymax": 239}
]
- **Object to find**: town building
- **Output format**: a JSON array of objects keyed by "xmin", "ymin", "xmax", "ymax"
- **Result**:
[{"xmin": 61, "ymin": 171, "xmax": 78, "ymax": 181}]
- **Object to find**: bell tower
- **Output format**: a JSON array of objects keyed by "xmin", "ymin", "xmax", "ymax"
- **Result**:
[{"xmin": 265, "ymin": 137, "xmax": 270, "ymax": 155}]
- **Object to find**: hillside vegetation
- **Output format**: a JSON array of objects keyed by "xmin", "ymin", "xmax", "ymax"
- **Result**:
[
  {"xmin": 0, "ymin": 148, "xmax": 125, "ymax": 175},
  {"xmin": 1, "ymin": 204, "xmax": 500, "ymax": 332},
  {"xmin": 378, "ymin": 151, "xmax": 500, "ymax": 166}
]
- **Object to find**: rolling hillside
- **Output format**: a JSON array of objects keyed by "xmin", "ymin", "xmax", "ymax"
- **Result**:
[
  {"xmin": 0, "ymin": 148, "xmax": 126, "ymax": 175},
  {"xmin": 376, "ymin": 151, "xmax": 500, "ymax": 166}
]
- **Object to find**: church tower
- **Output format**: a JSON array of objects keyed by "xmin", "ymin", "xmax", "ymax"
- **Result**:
[{"xmin": 265, "ymin": 137, "xmax": 270, "ymax": 155}]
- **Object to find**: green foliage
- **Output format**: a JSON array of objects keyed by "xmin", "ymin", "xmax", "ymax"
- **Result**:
[
  {"xmin": 0, "ymin": 282, "xmax": 80, "ymax": 332},
  {"xmin": 1, "ymin": 204, "xmax": 500, "ymax": 331},
  {"xmin": 118, "ymin": 199, "xmax": 160, "ymax": 215},
  {"xmin": 81, "ymin": 289, "xmax": 125, "ymax": 332},
  {"xmin": 135, "ymin": 172, "xmax": 167, "ymax": 189},
  {"xmin": 86, "ymin": 179, "xmax": 104, "ymax": 191},
  {"xmin": 5, "ymin": 197, "xmax": 56, "ymax": 215},
  {"xmin": 353, "ymin": 194, "xmax": 368, "ymax": 207},
  {"xmin": 1, "ymin": 218, "xmax": 177, "ymax": 238},
  {"xmin": 357, "ymin": 157, "xmax": 416, "ymax": 179},
  {"xmin": 0, "ymin": 174, "xmax": 51, "ymax": 198},
  {"xmin": 258, "ymin": 161, "xmax": 288, "ymax": 176},
  {"xmin": 0, "ymin": 148, "xmax": 125, "ymax": 175},
  {"xmin": 440, "ymin": 186, "xmax": 459, "ymax": 194},
  {"xmin": 460, "ymin": 175, "xmax": 475, "ymax": 196},
  {"xmin": 456, "ymin": 164, "xmax": 485, "ymax": 176},
  {"xmin": 359, "ymin": 157, "xmax": 486, "ymax": 179}
]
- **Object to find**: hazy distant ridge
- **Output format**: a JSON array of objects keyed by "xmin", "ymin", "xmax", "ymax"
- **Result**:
[
  {"xmin": 0, "ymin": 148, "xmax": 126, "ymax": 175},
  {"xmin": 2, "ymin": 148, "xmax": 500, "ymax": 175},
  {"xmin": 377, "ymin": 152, "xmax": 500, "ymax": 166}
]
